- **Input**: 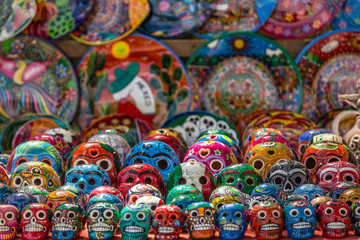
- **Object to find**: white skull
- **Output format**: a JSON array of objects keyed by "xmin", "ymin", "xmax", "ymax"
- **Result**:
[
  {"xmin": 179, "ymin": 160, "xmax": 207, "ymax": 191},
  {"xmin": 199, "ymin": 116, "xmax": 217, "ymax": 133},
  {"xmin": 173, "ymin": 126, "xmax": 187, "ymax": 142},
  {"xmin": 217, "ymin": 120, "xmax": 230, "ymax": 131},
  {"xmin": 186, "ymin": 115, "xmax": 201, "ymax": 128},
  {"xmin": 182, "ymin": 122, "xmax": 200, "ymax": 146}
]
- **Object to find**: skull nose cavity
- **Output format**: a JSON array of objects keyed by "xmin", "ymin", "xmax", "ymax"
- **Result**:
[
  {"xmin": 164, "ymin": 221, "xmax": 168, "ymax": 226},
  {"xmin": 61, "ymin": 217, "xmax": 65, "ymax": 223},
  {"xmin": 200, "ymin": 218, "xmax": 206, "ymax": 224},
  {"xmin": 99, "ymin": 217, "xmax": 104, "ymax": 223},
  {"xmin": 284, "ymin": 182, "xmax": 293, "ymax": 191},
  {"xmin": 78, "ymin": 182, "xmax": 85, "ymax": 190},
  {"xmin": 31, "ymin": 217, "xmax": 36, "ymax": 223},
  {"xmin": 229, "ymin": 218, "xmax": 233, "ymax": 223}
]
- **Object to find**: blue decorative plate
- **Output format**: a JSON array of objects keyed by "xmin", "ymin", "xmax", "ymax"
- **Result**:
[{"xmin": 333, "ymin": 0, "xmax": 360, "ymax": 29}]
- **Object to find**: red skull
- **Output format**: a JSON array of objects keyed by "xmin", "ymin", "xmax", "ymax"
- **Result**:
[
  {"xmin": 153, "ymin": 205, "xmax": 184, "ymax": 240},
  {"xmin": 316, "ymin": 162, "xmax": 360, "ymax": 192},
  {"xmin": 317, "ymin": 200, "xmax": 350, "ymax": 238},
  {"xmin": 117, "ymin": 164, "xmax": 165, "ymax": 198},
  {"xmin": 20, "ymin": 203, "xmax": 52, "ymax": 240}
]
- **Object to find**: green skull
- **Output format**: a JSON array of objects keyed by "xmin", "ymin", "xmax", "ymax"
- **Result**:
[
  {"xmin": 166, "ymin": 185, "xmax": 204, "ymax": 204},
  {"xmin": 216, "ymin": 164, "xmax": 263, "ymax": 194},
  {"xmin": 120, "ymin": 204, "xmax": 152, "ymax": 240}
]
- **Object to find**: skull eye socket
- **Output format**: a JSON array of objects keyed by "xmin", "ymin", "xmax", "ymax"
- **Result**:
[
  {"xmin": 303, "ymin": 195, "xmax": 309, "ymax": 200},
  {"xmin": 126, "ymin": 177, "xmax": 134, "ymax": 184},
  {"xmin": 156, "ymin": 213, "xmax": 163, "ymax": 221},
  {"xmin": 299, "ymin": 144, "xmax": 306, "ymax": 154},
  {"xmin": 5, "ymin": 212, "xmax": 14, "ymax": 220},
  {"xmin": 178, "ymin": 177, "xmax": 187, "ymax": 185},
  {"xmin": 157, "ymin": 159, "xmax": 169, "ymax": 170},
  {"xmin": 71, "ymin": 178, "xmax": 79, "ymax": 183},
  {"xmin": 73, "ymin": 159, "xmax": 89, "ymax": 167},
  {"xmin": 169, "ymin": 213, "xmax": 177, "ymax": 221},
  {"xmin": 143, "ymin": 177, "xmax": 153, "ymax": 185},
  {"xmin": 137, "ymin": 212, "xmax": 145, "ymax": 220},
  {"xmin": 41, "ymin": 158, "xmax": 52, "ymax": 166},
  {"xmin": 150, "ymin": 205, "xmax": 157, "ymax": 211},
  {"xmin": 325, "ymin": 207, "xmax": 333, "ymax": 215},
  {"xmin": 304, "ymin": 157, "xmax": 317, "ymax": 170},
  {"xmin": 226, "ymin": 177, "xmax": 235, "ymax": 184},
  {"xmin": 16, "ymin": 157, "xmax": 28, "ymax": 166},
  {"xmin": 293, "ymin": 176, "xmax": 303, "ymax": 185},
  {"xmin": 252, "ymin": 159, "xmax": 264, "ymax": 171},
  {"xmin": 355, "ymin": 207, "xmax": 360, "ymax": 215},
  {"xmin": 96, "ymin": 159, "xmax": 113, "ymax": 171},
  {"xmin": 88, "ymin": 178, "xmax": 96, "ymax": 185},
  {"xmin": 23, "ymin": 210, "xmax": 32, "ymax": 219},
  {"xmin": 273, "ymin": 176, "xmax": 283, "ymax": 185},
  {"xmin": 199, "ymin": 176, "xmax": 207, "ymax": 185},
  {"xmin": 221, "ymin": 212, "xmax": 228, "ymax": 218},
  {"xmin": 205, "ymin": 209, "xmax": 213, "ymax": 217},
  {"xmin": 258, "ymin": 211, "xmax": 267, "ymax": 219},
  {"xmin": 324, "ymin": 174, "xmax": 334, "ymax": 181},
  {"xmin": 344, "ymin": 174, "xmax": 354, "ymax": 182},
  {"xmin": 36, "ymin": 211, "xmax": 46, "ymax": 220},
  {"xmin": 290, "ymin": 209, "xmax": 298, "ymax": 217},
  {"xmin": 304, "ymin": 208, "xmax": 312, "ymax": 216},
  {"xmin": 328, "ymin": 158, "xmax": 340, "ymax": 163},
  {"xmin": 123, "ymin": 213, "xmax": 131, "ymax": 220},
  {"xmin": 210, "ymin": 160, "xmax": 223, "ymax": 172},
  {"xmin": 313, "ymin": 194, "xmax": 320, "ymax": 198},
  {"xmin": 190, "ymin": 210, "xmax": 198, "ymax": 218},
  {"xmin": 339, "ymin": 208, "xmax": 348, "ymax": 216},
  {"xmin": 235, "ymin": 212, "xmax": 242, "ymax": 218},
  {"xmin": 245, "ymin": 177, "xmax": 254, "ymax": 186},
  {"xmin": 32, "ymin": 177, "xmax": 43, "ymax": 186},
  {"xmin": 273, "ymin": 210, "xmax": 281, "ymax": 218},
  {"xmin": 67, "ymin": 211, "xmax": 75, "ymax": 219},
  {"xmin": 13, "ymin": 176, "xmax": 23, "ymax": 187},
  {"xmin": 104, "ymin": 210, "xmax": 114, "ymax": 219},
  {"xmin": 134, "ymin": 159, "xmax": 144, "ymax": 164},
  {"xmin": 90, "ymin": 210, "xmax": 99, "ymax": 219},
  {"xmin": 54, "ymin": 211, "xmax": 61, "ymax": 218}
]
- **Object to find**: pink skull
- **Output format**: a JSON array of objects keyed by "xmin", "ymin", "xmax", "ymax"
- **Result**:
[
  {"xmin": 184, "ymin": 141, "xmax": 238, "ymax": 177},
  {"xmin": 30, "ymin": 134, "xmax": 72, "ymax": 162},
  {"xmin": 316, "ymin": 162, "xmax": 360, "ymax": 192},
  {"xmin": 0, "ymin": 205, "xmax": 19, "ymax": 240}
]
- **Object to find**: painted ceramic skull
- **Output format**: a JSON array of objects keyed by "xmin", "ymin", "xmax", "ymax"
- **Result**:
[
  {"xmin": 247, "ymin": 195, "xmax": 278, "ymax": 211},
  {"xmin": 243, "ymin": 128, "xmax": 282, "ymax": 151},
  {"xmin": 117, "ymin": 163, "xmax": 165, "ymax": 199},
  {"xmin": 51, "ymin": 203, "xmax": 86, "ymax": 240},
  {"xmin": 4, "ymin": 193, "xmax": 37, "ymax": 214},
  {"xmin": 302, "ymin": 142, "xmax": 356, "ymax": 181},
  {"xmin": 316, "ymin": 162, "xmax": 360, "ymax": 192},
  {"xmin": 44, "ymin": 128, "xmax": 79, "ymax": 148},
  {"xmin": 67, "ymin": 142, "xmax": 121, "ymax": 186},
  {"xmin": 58, "ymin": 185, "xmax": 87, "ymax": 209},
  {"xmin": 351, "ymin": 200, "xmax": 360, "ymax": 236},
  {"xmin": 209, "ymin": 186, "xmax": 245, "ymax": 210},
  {"xmin": 87, "ymin": 203, "xmax": 120, "ymax": 240},
  {"xmin": 45, "ymin": 190, "xmax": 83, "ymax": 212},
  {"xmin": 283, "ymin": 200, "xmax": 316, "ymax": 239},
  {"xmin": 0, "ymin": 184, "xmax": 13, "ymax": 204},
  {"xmin": 18, "ymin": 185, "xmax": 49, "ymax": 204},
  {"xmin": 20, "ymin": 203, "xmax": 52, "ymax": 240},
  {"xmin": 245, "ymin": 142, "xmax": 297, "ymax": 178},
  {"xmin": 297, "ymin": 129, "xmax": 332, "ymax": 158},
  {"xmin": 125, "ymin": 184, "xmax": 163, "ymax": 205},
  {"xmin": 10, "ymin": 162, "xmax": 61, "ymax": 192},
  {"xmin": 88, "ymin": 193, "xmax": 123, "ymax": 214},
  {"xmin": 153, "ymin": 205, "xmax": 184, "ymax": 240},
  {"xmin": 124, "ymin": 141, "xmax": 180, "ymax": 183},
  {"xmin": 216, "ymin": 164, "xmax": 263, "ymax": 194},
  {"xmin": 318, "ymin": 200, "xmax": 351, "ymax": 238},
  {"xmin": 198, "ymin": 130, "xmax": 237, "ymax": 144},
  {"xmin": 184, "ymin": 141, "xmax": 238, "ymax": 177},
  {"xmin": 250, "ymin": 183, "xmax": 285, "ymax": 202},
  {"xmin": 88, "ymin": 133, "xmax": 131, "ymax": 167},
  {"xmin": 329, "ymin": 181, "xmax": 360, "ymax": 200},
  {"xmin": 293, "ymin": 184, "xmax": 325, "ymax": 202},
  {"xmin": 166, "ymin": 159, "xmax": 216, "ymax": 200},
  {"xmin": 218, "ymin": 203, "xmax": 249, "ymax": 240},
  {"xmin": 264, "ymin": 161, "xmax": 313, "ymax": 194},
  {"xmin": 185, "ymin": 202, "xmax": 216, "ymax": 240},
  {"xmin": 65, "ymin": 164, "xmax": 111, "ymax": 194},
  {"xmin": 166, "ymin": 185, "xmax": 204, "ymax": 211},
  {"xmin": 8, "ymin": 141, "xmax": 64, "ymax": 177},
  {"xmin": 136, "ymin": 196, "xmax": 164, "ymax": 212},
  {"xmin": 89, "ymin": 186, "xmax": 124, "ymax": 205},
  {"xmin": 120, "ymin": 204, "xmax": 152, "ymax": 240},
  {"xmin": 339, "ymin": 188, "xmax": 360, "ymax": 209},
  {"xmin": 0, "ymin": 204, "xmax": 19, "ymax": 240},
  {"xmin": 250, "ymin": 201, "xmax": 283, "ymax": 240}
]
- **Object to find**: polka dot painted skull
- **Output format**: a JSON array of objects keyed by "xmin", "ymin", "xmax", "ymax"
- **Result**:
[{"xmin": 184, "ymin": 141, "xmax": 238, "ymax": 177}]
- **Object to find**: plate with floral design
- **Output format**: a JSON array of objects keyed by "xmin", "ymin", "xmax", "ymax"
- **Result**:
[
  {"xmin": 24, "ymin": 0, "xmax": 94, "ymax": 39},
  {"xmin": 139, "ymin": 0, "xmax": 213, "ymax": 38},
  {"xmin": 195, "ymin": 0, "xmax": 277, "ymax": 39},
  {"xmin": 296, "ymin": 29, "xmax": 360, "ymax": 121},
  {"xmin": 186, "ymin": 32, "xmax": 302, "ymax": 127},
  {"xmin": 70, "ymin": 0, "xmax": 150, "ymax": 45},
  {"xmin": 333, "ymin": 0, "xmax": 360, "ymax": 29},
  {"xmin": 76, "ymin": 33, "xmax": 191, "ymax": 130},
  {"xmin": 0, "ymin": 0, "xmax": 37, "ymax": 42},
  {"xmin": 260, "ymin": 0, "xmax": 345, "ymax": 39},
  {"xmin": 0, "ymin": 35, "xmax": 79, "ymax": 123}
]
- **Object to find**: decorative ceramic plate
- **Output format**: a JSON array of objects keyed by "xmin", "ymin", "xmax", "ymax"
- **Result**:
[
  {"xmin": 186, "ymin": 32, "xmax": 302, "ymax": 125},
  {"xmin": 260, "ymin": 0, "xmax": 345, "ymax": 39},
  {"xmin": 333, "ymin": 0, "xmax": 360, "ymax": 29},
  {"xmin": 242, "ymin": 110, "xmax": 317, "ymax": 145},
  {"xmin": 296, "ymin": 29, "xmax": 360, "ymax": 121},
  {"xmin": 70, "ymin": 0, "xmax": 150, "ymax": 45},
  {"xmin": 76, "ymin": 33, "xmax": 191, "ymax": 129},
  {"xmin": 24, "ymin": 0, "xmax": 94, "ymax": 39},
  {"xmin": 161, "ymin": 111, "xmax": 240, "ymax": 146},
  {"xmin": 0, "ymin": 35, "xmax": 79, "ymax": 123},
  {"xmin": 0, "ymin": 0, "xmax": 37, "ymax": 42},
  {"xmin": 195, "ymin": 0, "xmax": 277, "ymax": 39},
  {"xmin": 139, "ymin": 0, "xmax": 213, "ymax": 38}
]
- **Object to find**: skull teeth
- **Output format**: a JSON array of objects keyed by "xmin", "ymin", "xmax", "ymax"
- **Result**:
[
  {"xmin": 24, "ymin": 223, "xmax": 46, "ymax": 232},
  {"xmin": 220, "ymin": 224, "xmax": 241, "ymax": 231},
  {"xmin": 0, "ymin": 226, "xmax": 10, "ymax": 232},
  {"xmin": 259, "ymin": 223, "xmax": 280, "ymax": 231},
  {"xmin": 326, "ymin": 222, "xmax": 346, "ymax": 229},
  {"xmin": 190, "ymin": 224, "xmax": 214, "ymax": 231},
  {"xmin": 291, "ymin": 222, "xmax": 313, "ymax": 229},
  {"xmin": 89, "ymin": 223, "xmax": 113, "ymax": 232},
  {"xmin": 53, "ymin": 223, "xmax": 76, "ymax": 231},
  {"xmin": 158, "ymin": 227, "xmax": 174, "ymax": 233},
  {"xmin": 123, "ymin": 226, "xmax": 145, "ymax": 233}
]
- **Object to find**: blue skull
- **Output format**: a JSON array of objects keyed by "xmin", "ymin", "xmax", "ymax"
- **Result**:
[
  {"xmin": 218, "ymin": 203, "xmax": 249, "ymax": 240},
  {"xmin": 293, "ymin": 184, "xmax": 325, "ymax": 202},
  {"xmin": 65, "ymin": 164, "xmax": 111, "ymax": 194},
  {"xmin": 124, "ymin": 141, "xmax": 180, "ymax": 183},
  {"xmin": 0, "ymin": 183, "xmax": 13, "ymax": 203},
  {"xmin": 88, "ymin": 193, "xmax": 123, "ymax": 214},
  {"xmin": 250, "ymin": 183, "xmax": 284, "ymax": 202},
  {"xmin": 283, "ymin": 200, "xmax": 316, "ymax": 239}
]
